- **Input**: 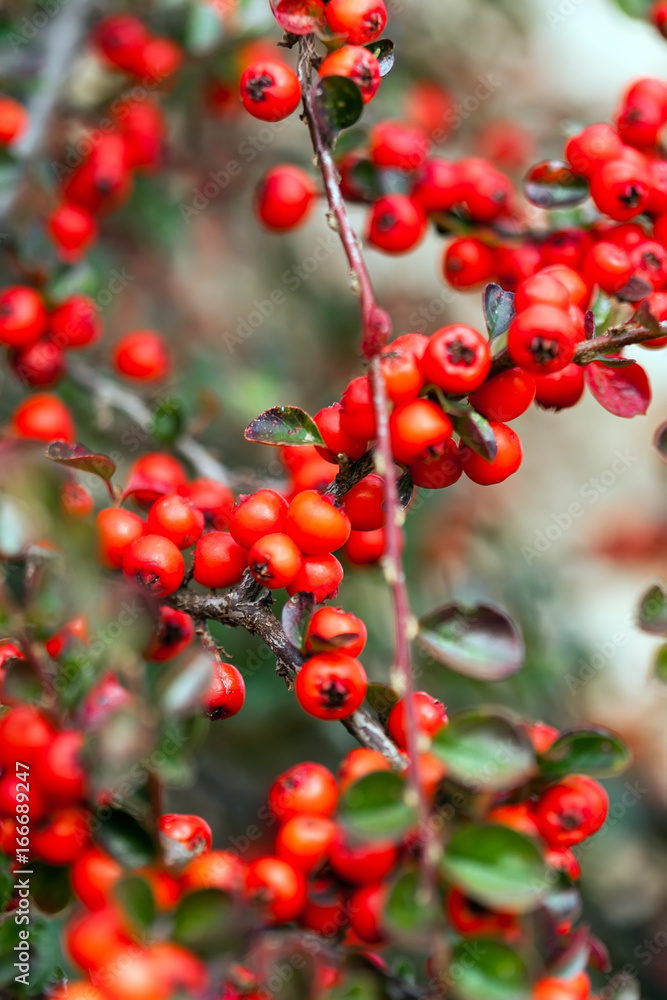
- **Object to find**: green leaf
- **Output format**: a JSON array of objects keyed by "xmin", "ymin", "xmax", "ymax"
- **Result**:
[
  {"xmin": 654, "ymin": 422, "xmax": 667, "ymax": 465},
  {"xmin": 245, "ymin": 406, "xmax": 324, "ymax": 447},
  {"xmin": 282, "ymin": 592, "xmax": 315, "ymax": 651},
  {"xmin": 45, "ymin": 441, "xmax": 115, "ymax": 483},
  {"xmin": 441, "ymin": 824, "xmax": 549, "ymax": 913},
  {"xmin": 384, "ymin": 869, "xmax": 439, "ymax": 940},
  {"xmin": 365, "ymin": 682, "xmax": 400, "ymax": 719},
  {"xmin": 418, "ymin": 603, "xmax": 524, "ymax": 681},
  {"xmin": 173, "ymin": 888, "xmax": 240, "ymax": 955},
  {"xmin": 483, "ymin": 283, "xmax": 516, "ymax": 341},
  {"xmin": 638, "ymin": 584, "xmax": 667, "ymax": 635},
  {"xmin": 334, "ymin": 127, "xmax": 368, "ymax": 158},
  {"xmin": 1, "ymin": 654, "xmax": 43, "ymax": 704},
  {"xmin": 151, "ymin": 398, "xmax": 185, "ymax": 446},
  {"xmin": 185, "ymin": 1, "xmax": 224, "ymax": 54},
  {"xmin": 96, "ymin": 809, "xmax": 157, "ymax": 868},
  {"xmin": 160, "ymin": 650, "xmax": 215, "ymax": 717},
  {"xmin": 524, "ymin": 160, "xmax": 589, "ymax": 209},
  {"xmin": 539, "ymin": 726, "xmax": 631, "ymax": 777},
  {"xmin": 339, "ymin": 771, "xmax": 417, "ymax": 841},
  {"xmin": 114, "ymin": 875, "xmax": 156, "ymax": 933},
  {"xmin": 452, "ymin": 939, "xmax": 530, "ymax": 1000},
  {"xmin": 432, "ymin": 710, "xmax": 536, "ymax": 792},
  {"xmin": 314, "ymin": 76, "xmax": 364, "ymax": 147},
  {"xmin": 610, "ymin": 0, "xmax": 653, "ymax": 17},
  {"xmin": 591, "ymin": 288, "xmax": 613, "ymax": 334},
  {"xmin": 453, "ymin": 408, "xmax": 498, "ymax": 463},
  {"xmin": 654, "ymin": 643, "xmax": 667, "ymax": 682},
  {"xmin": 347, "ymin": 159, "xmax": 382, "ymax": 201},
  {"xmin": 364, "ymin": 38, "xmax": 395, "ymax": 76},
  {"xmin": 46, "ymin": 260, "xmax": 100, "ymax": 303},
  {"xmin": 595, "ymin": 356, "xmax": 636, "ymax": 369}
]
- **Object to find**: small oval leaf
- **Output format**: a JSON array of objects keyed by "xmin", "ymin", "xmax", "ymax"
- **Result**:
[
  {"xmin": 339, "ymin": 770, "xmax": 417, "ymax": 841},
  {"xmin": 654, "ymin": 643, "xmax": 667, "ymax": 682},
  {"xmin": 245, "ymin": 406, "xmax": 324, "ymax": 446},
  {"xmin": 173, "ymin": 888, "xmax": 239, "ymax": 955},
  {"xmin": 384, "ymin": 869, "xmax": 439, "ymax": 940},
  {"xmin": 441, "ymin": 824, "xmax": 549, "ymax": 914},
  {"xmin": 282, "ymin": 592, "xmax": 315, "ymax": 651},
  {"xmin": 584, "ymin": 358, "xmax": 651, "ymax": 418},
  {"xmin": 524, "ymin": 160, "xmax": 589, "ymax": 209},
  {"xmin": 113, "ymin": 875, "xmax": 156, "ymax": 933},
  {"xmin": 96, "ymin": 809, "xmax": 157, "ymax": 868},
  {"xmin": 538, "ymin": 726, "xmax": 631, "ymax": 778},
  {"xmin": 452, "ymin": 939, "xmax": 530, "ymax": 1000},
  {"xmin": 638, "ymin": 583, "xmax": 667, "ymax": 635},
  {"xmin": 314, "ymin": 76, "xmax": 364, "ymax": 146},
  {"xmin": 432, "ymin": 709, "xmax": 536, "ymax": 792},
  {"xmin": 483, "ymin": 283, "xmax": 516, "ymax": 341},
  {"xmin": 418, "ymin": 603, "xmax": 524, "ymax": 681},
  {"xmin": 364, "ymin": 38, "xmax": 395, "ymax": 76},
  {"xmin": 45, "ymin": 441, "xmax": 116, "ymax": 482},
  {"xmin": 453, "ymin": 409, "xmax": 498, "ymax": 463}
]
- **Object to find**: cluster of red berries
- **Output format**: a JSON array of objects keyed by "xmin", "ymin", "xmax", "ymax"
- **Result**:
[{"xmin": 91, "ymin": 14, "xmax": 183, "ymax": 86}]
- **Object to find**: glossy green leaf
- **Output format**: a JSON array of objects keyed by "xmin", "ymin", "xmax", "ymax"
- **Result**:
[
  {"xmin": 452, "ymin": 939, "xmax": 530, "ymax": 1000},
  {"xmin": 96, "ymin": 809, "xmax": 157, "ymax": 868},
  {"xmin": 539, "ymin": 726, "xmax": 631, "ymax": 777},
  {"xmin": 152, "ymin": 398, "xmax": 185, "ymax": 445},
  {"xmin": 638, "ymin": 584, "xmax": 667, "ymax": 635},
  {"xmin": 314, "ymin": 76, "xmax": 364, "ymax": 146},
  {"xmin": 113, "ymin": 875, "xmax": 156, "ymax": 933},
  {"xmin": 442, "ymin": 824, "xmax": 549, "ymax": 913},
  {"xmin": 483, "ymin": 283, "xmax": 516, "ymax": 341},
  {"xmin": 419, "ymin": 603, "xmax": 524, "ymax": 680},
  {"xmin": 432, "ymin": 710, "xmax": 536, "ymax": 792},
  {"xmin": 364, "ymin": 38, "xmax": 395, "ymax": 76},
  {"xmin": 524, "ymin": 160, "xmax": 589, "ymax": 209},
  {"xmin": 245, "ymin": 406, "xmax": 324, "ymax": 446},
  {"xmin": 384, "ymin": 869, "xmax": 439, "ymax": 939},
  {"xmin": 339, "ymin": 770, "xmax": 417, "ymax": 840},
  {"xmin": 365, "ymin": 682, "xmax": 400, "ymax": 719},
  {"xmin": 173, "ymin": 888, "xmax": 239, "ymax": 955}
]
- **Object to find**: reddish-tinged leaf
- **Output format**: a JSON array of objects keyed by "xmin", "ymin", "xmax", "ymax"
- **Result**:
[
  {"xmin": 45, "ymin": 441, "xmax": 116, "ymax": 482},
  {"xmin": 122, "ymin": 473, "xmax": 172, "ymax": 504},
  {"xmin": 269, "ymin": 0, "xmax": 326, "ymax": 34},
  {"xmin": 585, "ymin": 358, "xmax": 651, "ymax": 418},
  {"xmin": 306, "ymin": 631, "xmax": 364, "ymax": 653}
]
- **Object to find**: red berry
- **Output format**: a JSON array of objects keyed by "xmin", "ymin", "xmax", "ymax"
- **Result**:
[
  {"xmin": 0, "ymin": 773, "xmax": 48, "ymax": 822},
  {"xmin": 446, "ymin": 887, "xmax": 517, "ymax": 938},
  {"xmin": 340, "ymin": 375, "xmax": 376, "ymax": 441},
  {"xmin": 286, "ymin": 553, "xmax": 344, "ymax": 602},
  {"xmin": 135, "ymin": 36, "xmax": 183, "ymax": 82},
  {"xmin": 276, "ymin": 815, "xmax": 336, "ymax": 874},
  {"xmin": 245, "ymin": 856, "xmax": 306, "ymax": 923},
  {"xmin": 533, "ymin": 775, "xmax": 608, "ymax": 849},
  {"xmin": 514, "ymin": 273, "xmax": 570, "ymax": 313},
  {"xmin": 0, "ymin": 96, "xmax": 27, "ymax": 144},
  {"xmin": 343, "ymin": 474, "xmax": 385, "ymax": 532},
  {"xmin": 295, "ymin": 651, "xmax": 368, "ymax": 720},
  {"xmin": 328, "ymin": 828, "xmax": 397, "ymax": 884},
  {"xmin": 458, "ymin": 157, "xmax": 514, "ymax": 222},
  {"xmin": 565, "ymin": 123, "xmax": 624, "ymax": 178},
  {"xmin": 349, "ymin": 883, "xmax": 387, "ymax": 943},
  {"xmin": 325, "ymin": 0, "xmax": 387, "ymax": 44},
  {"xmin": 63, "ymin": 133, "xmax": 133, "ymax": 215},
  {"xmin": 187, "ymin": 478, "xmax": 235, "ymax": 529},
  {"xmin": 122, "ymin": 534, "xmax": 185, "ymax": 596},
  {"xmin": 34, "ymin": 730, "xmax": 85, "ymax": 806},
  {"xmin": 389, "ymin": 398, "xmax": 453, "ymax": 465},
  {"xmin": 33, "ymin": 807, "xmax": 90, "ymax": 865},
  {"xmin": 97, "ymin": 507, "xmax": 146, "ymax": 568},
  {"xmin": 229, "ymin": 489, "xmax": 288, "ymax": 550},
  {"xmin": 248, "ymin": 532, "xmax": 302, "ymax": 588},
  {"xmin": 144, "ymin": 606, "xmax": 194, "ymax": 662},
  {"xmin": 631, "ymin": 239, "xmax": 667, "ymax": 289},
  {"xmin": 181, "ymin": 849, "xmax": 247, "ymax": 894},
  {"xmin": 286, "ymin": 490, "xmax": 351, "ymax": 555},
  {"xmin": 114, "ymin": 98, "xmax": 165, "ymax": 170},
  {"xmin": 203, "ymin": 660, "xmax": 246, "ymax": 720},
  {"xmin": 91, "ymin": 14, "xmax": 149, "ymax": 73},
  {"xmin": 47, "ymin": 203, "xmax": 97, "ymax": 261},
  {"xmin": 315, "ymin": 403, "xmax": 368, "ymax": 462},
  {"xmin": 113, "ymin": 330, "xmax": 171, "ymax": 382},
  {"xmin": 387, "ymin": 691, "xmax": 448, "ymax": 749},
  {"xmin": 369, "ymin": 120, "xmax": 431, "ymax": 172},
  {"xmin": 193, "ymin": 531, "xmax": 248, "ymax": 589},
  {"xmin": 50, "ymin": 294, "xmax": 101, "ymax": 349},
  {"xmin": 421, "ymin": 323, "xmax": 491, "ymax": 394},
  {"xmin": 305, "ymin": 606, "xmax": 368, "ymax": 657},
  {"xmin": 408, "ymin": 439, "xmax": 462, "ymax": 489},
  {"xmin": 344, "ymin": 527, "xmax": 386, "ymax": 564},
  {"xmin": 126, "ymin": 452, "xmax": 188, "ymax": 507},
  {"xmin": 469, "ymin": 368, "xmax": 536, "ymax": 422},
  {"xmin": 615, "ymin": 94, "xmax": 665, "ymax": 148},
  {"xmin": 590, "ymin": 158, "xmax": 650, "ymax": 222},
  {"xmin": 147, "ymin": 494, "xmax": 204, "ymax": 549},
  {"xmin": 71, "ymin": 846, "xmax": 123, "ymax": 910},
  {"xmin": 652, "ymin": 0, "xmax": 667, "ymax": 37},
  {"xmin": 0, "ymin": 285, "xmax": 47, "ymax": 347},
  {"xmin": 256, "ymin": 165, "xmax": 316, "ymax": 231},
  {"xmin": 459, "ymin": 421, "xmax": 523, "ymax": 485},
  {"xmin": 11, "ymin": 393, "xmax": 75, "ymax": 442},
  {"xmin": 540, "ymin": 264, "xmax": 589, "ymax": 309},
  {"xmin": 507, "ymin": 305, "xmax": 577, "ymax": 375},
  {"xmin": 318, "ymin": 46, "xmax": 381, "ymax": 104},
  {"xmin": 9, "ymin": 338, "xmax": 65, "ymax": 387},
  {"xmin": 367, "ymin": 194, "xmax": 427, "ymax": 253},
  {"xmin": 411, "ymin": 158, "xmax": 462, "ymax": 213},
  {"xmin": 582, "ymin": 241, "xmax": 633, "ymax": 294},
  {"xmin": 240, "ymin": 60, "xmax": 301, "ymax": 122},
  {"xmin": 338, "ymin": 747, "xmax": 391, "ymax": 793},
  {"xmin": 268, "ymin": 761, "xmax": 339, "ymax": 821},
  {"xmin": 404, "ymin": 81, "xmax": 455, "ymax": 140},
  {"xmin": 444, "ymin": 237, "xmax": 496, "ymax": 289},
  {"xmin": 380, "ymin": 342, "xmax": 424, "ymax": 404},
  {"xmin": 0, "ymin": 706, "xmax": 55, "ymax": 769},
  {"xmin": 159, "ymin": 813, "xmax": 212, "ymax": 865},
  {"xmin": 532, "ymin": 973, "xmax": 591, "ymax": 1000}
]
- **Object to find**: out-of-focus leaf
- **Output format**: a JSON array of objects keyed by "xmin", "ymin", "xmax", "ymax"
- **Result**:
[
  {"xmin": 114, "ymin": 875, "xmax": 156, "ymax": 933},
  {"xmin": 245, "ymin": 406, "xmax": 324, "ymax": 446},
  {"xmin": 339, "ymin": 771, "xmax": 417, "ymax": 840},
  {"xmin": 419, "ymin": 603, "xmax": 524, "ymax": 680},
  {"xmin": 584, "ymin": 359, "xmax": 651, "ymax": 418},
  {"xmin": 0, "ymin": 495, "xmax": 33, "ymax": 556},
  {"xmin": 384, "ymin": 869, "xmax": 439, "ymax": 939},
  {"xmin": 185, "ymin": 1, "xmax": 224, "ymax": 53},
  {"xmin": 452, "ymin": 939, "xmax": 529, "ymax": 1000},
  {"xmin": 539, "ymin": 726, "xmax": 631, "ymax": 777},
  {"xmin": 96, "ymin": 809, "xmax": 157, "ymax": 868},
  {"xmin": 524, "ymin": 160, "xmax": 589, "ymax": 209},
  {"xmin": 151, "ymin": 398, "xmax": 185, "ymax": 446},
  {"xmin": 173, "ymin": 888, "xmax": 240, "ymax": 955},
  {"xmin": 160, "ymin": 650, "xmax": 214, "ymax": 716},
  {"xmin": 654, "ymin": 643, "xmax": 667, "ymax": 682},
  {"xmin": 45, "ymin": 441, "xmax": 115, "ymax": 483},
  {"xmin": 432, "ymin": 710, "xmax": 536, "ymax": 791},
  {"xmin": 638, "ymin": 583, "xmax": 667, "ymax": 635},
  {"xmin": 365, "ymin": 682, "xmax": 400, "ymax": 719}
]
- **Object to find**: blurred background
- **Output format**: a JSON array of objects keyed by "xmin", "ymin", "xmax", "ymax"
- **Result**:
[{"xmin": 2, "ymin": 0, "xmax": 667, "ymax": 995}]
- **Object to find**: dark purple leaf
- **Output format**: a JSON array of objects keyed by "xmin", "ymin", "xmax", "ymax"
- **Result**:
[{"xmin": 45, "ymin": 441, "xmax": 116, "ymax": 482}]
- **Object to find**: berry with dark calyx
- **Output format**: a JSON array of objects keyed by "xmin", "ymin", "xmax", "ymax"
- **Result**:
[
  {"xmin": 240, "ymin": 60, "xmax": 301, "ymax": 122},
  {"xmin": 122, "ymin": 534, "xmax": 185, "ymax": 597},
  {"xmin": 389, "ymin": 398, "xmax": 453, "ymax": 466},
  {"xmin": 113, "ymin": 330, "xmax": 171, "ymax": 382},
  {"xmin": 367, "ymin": 194, "xmax": 427, "ymax": 254},
  {"xmin": 533, "ymin": 364, "xmax": 586, "ymax": 410},
  {"xmin": 344, "ymin": 527, "xmax": 386, "ymax": 564},
  {"xmin": 507, "ymin": 305, "xmax": 577, "ymax": 375},
  {"xmin": 343, "ymin": 474, "xmax": 385, "ymax": 531},
  {"xmin": 411, "ymin": 158, "xmax": 462, "ymax": 213},
  {"xmin": 0, "ymin": 285, "xmax": 48, "ymax": 348},
  {"xmin": 11, "ymin": 393, "xmax": 75, "ymax": 442},
  {"xmin": 325, "ymin": 0, "xmax": 387, "ymax": 44},
  {"xmin": 387, "ymin": 691, "xmax": 448, "ymax": 749},
  {"xmin": 245, "ymin": 856, "xmax": 306, "ymax": 923},
  {"xmin": 533, "ymin": 775, "xmax": 609, "ymax": 849},
  {"xmin": 469, "ymin": 368, "xmax": 536, "ymax": 422},
  {"xmin": 248, "ymin": 532, "xmax": 302, "ymax": 588},
  {"xmin": 589, "ymin": 158, "xmax": 650, "ymax": 222},
  {"xmin": 147, "ymin": 494, "xmax": 205, "ymax": 549},
  {"xmin": 295, "ymin": 651, "xmax": 368, "ymax": 720},
  {"xmin": 63, "ymin": 133, "xmax": 133, "ymax": 215},
  {"xmin": 315, "ymin": 403, "xmax": 368, "ymax": 462},
  {"xmin": 305, "ymin": 606, "xmax": 368, "ymax": 657},
  {"xmin": 229, "ymin": 489, "xmax": 289, "ymax": 550},
  {"xmin": 256, "ymin": 165, "xmax": 317, "ymax": 231},
  {"xmin": 158, "ymin": 813, "xmax": 212, "ymax": 866},
  {"xmin": 458, "ymin": 156, "xmax": 514, "ymax": 222},
  {"xmin": 444, "ymin": 237, "xmax": 496, "ymax": 289},
  {"xmin": 408, "ymin": 438, "xmax": 462, "ymax": 489},
  {"xmin": 91, "ymin": 14, "xmax": 149, "ymax": 73},
  {"xmin": 268, "ymin": 761, "xmax": 339, "ymax": 821},
  {"xmin": 286, "ymin": 553, "xmax": 344, "ymax": 602},
  {"xmin": 318, "ymin": 46, "xmax": 381, "ymax": 104},
  {"xmin": 144, "ymin": 606, "xmax": 194, "ymax": 662},
  {"xmin": 193, "ymin": 531, "xmax": 248, "ymax": 589},
  {"xmin": 459, "ymin": 421, "xmax": 523, "ymax": 486},
  {"xmin": 631, "ymin": 239, "xmax": 667, "ymax": 290},
  {"xmin": 203, "ymin": 660, "xmax": 246, "ymax": 720},
  {"xmin": 9, "ymin": 338, "xmax": 65, "ymax": 387},
  {"xmin": 96, "ymin": 507, "xmax": 146, "ymax": 569},
  {"xmin": 369, "ymin": 121, "xmax": 431, "ymax": 173},
  {"xmin": 421, "ymin": 323, "xmax": 491, "ymax": 394},
  {"xmin": 187, "ymin": 478, "xmax": 235, "ymax": 529},
  {"xmin": 286, "ymin": 490, "xmax": 351, "ymax": 555},
  {"xmin": 50, "ymin": 294, "xmax": 101, "ymax": 349},
  {"xmin": 34, "ymin": 729, "xmax": 85, "ymax": 805}
]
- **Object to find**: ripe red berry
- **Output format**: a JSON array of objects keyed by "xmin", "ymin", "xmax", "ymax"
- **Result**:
[
  {"xmin": 0, "ymin": 285, "xmax": 47, "ymax": 347},
  {"xmin": 514, "ymin": 273, "xmax": 571, "ymax": 313},
  {"xmin": 328, "ymin": 828, "xmax": 397, "ymax": 884},
  {"xmin": 47, "ymin": 203, "xmax": 97, "ymax": 261},
  {"xmin": 295, "ymin": 651, "xmax": 368, "ymax": 720},
  {"xmin": 11, "ymin": 393, "xmax": 75, "ymax": 442},
  {"xmin": 0, "ymin": 773, "xmax": 47, "ymax": 822},
  {"xmin": 147, "ymin": 494, "xmax": 205, "ymax": 549},
  {"xmin": 305, "ymin": 606, "xmax": 368, "ymax": 657},
  {"xmin": 340, "ymin": 375, "xmax": 376, "ymax": 441},
  {"xmin": 315, "ymin": 403, "xmax": 368, "ymax": 462},
  {"xmin": 126, "ymin": 452, "xmax": 188, "ymax": 507},
  {"xmin": 181, "ymin": 849, "xmax": 247, "ymax": 894},
  {"xmin": 615, "ymin": 93, "xmax": 666, "ymax": 148},
  {"xmin": 380, "ymin": 342, "xmax": 424, "ymax": 404},
  {"xmin": 187, "ymin": 478, "xmax": 235, "ymax": 529},
  {"xmin": 367, "ymin": 194, "xmax": 427, "ymax": 254},
  {"xmin": 159, "ymin": 813, "xmax": 212, "ymax": 865},
  {"xmin": 122, "ymin": 534, "xmax": 185, "ymax": 596},
  {"xmin": 369, "ymin": 121, "xmax": 431, "ymax": 172},
  {"xmin": 34, "ymin": 730, "xmax": 85, "ymax": 805},
  {"xmin": 0, "ymin": 706, "xmax": 55, "ymax": 769},
  {"xmin": 652, "ymin": 0, "xmax": 667, "ymax": 37},
  {"xmin": 408, "ymin": 439, "xmax": 462, "ymax": 489},
  {"xmin": 631, "ymin": 239, "xmax": 667, "ymax": 289},
  {"xmin": 443, "ymin": 237, "xmax": 496, "ymax": 289},
  {"xmin": 590, "ymin": 157, "xmax": 651, "ymax": 221},
  {"xmin": 344, "ymin": 527, "xmax": 386, "ymax": 564},
  {"xmin": 349, "ymin": 882, "xmax": 387, "ymax": 943},
  {"xmin": 70, "ymin": 846, "xmax": 123, "ymax": 910},
  {"xmin": 565, "ymin": 123, "xmax": 624, "ymax": 178},
  {"xmin": 97, "ymin": 507, "xmax": 146, "ymax": 568},
  {"xmin": 469, "ymin": 368, "xmax": 536, "ymax": 422},
  {"xmin": 203, "ymin": 660, "xmax": 246, "ymax": 720},
  {"xmin": 507, "ymin": 305, "xmax": 577, "ymax": 375},
  {"xmin": 144, "ymin": 606, "xmax": 194, "ymax": 662},
  {"xmin": 286, "ymin": 490, "xmax": 351, "ymax": 555},
  {"xmin": 91, "ymin": 14, "xmax": 149, "ymax": 73},
  {"xmin": 248, "ymin": 532, "xmax": 302, "ymax": 588},
  {"xmin": 245, "ymin": 856, "xmax": 306, "ymax": 923},
  {"xmin": 533, "ymin": 775, "xmax": 609, "ymax": 849},
  {"xmin": 136, "ymin": 36, "xmax": 183, "ymax": 82},
  {"xmin": 229, "ymin": 489, "xmax": 289, "ymax": 550},
  {"xmin": 9, "ymin": 338, "xmax": 65, "ymax": 387},
  {"xmin": 113, "ymin": 98, "xmax": 165, "ymax": 170},
  {"xmin": 256, "ymin": 165, "xmax": 316, "ymax": 231},
  {"xmin": 49, "ymin": 294, "xmax": 101, "ymax": 349},
  {"xmin": 389, "ymin": 398, "xmax": 453, "ymax": 465},
  {"xmin": 193, "ymin": 531, "xmax": 248, "ymax": 589},
  {"xmin": 411, "ymin": 158, "xmax": 462, "ymax": 213},
  {"xmin": 338, "ymin": 747, "xmax": 391, "ymax": 793},
  {"xmin": 240, "ymin": 60, "xmax": 301, "ymax": 121},
  {"xmin": 286, "ymin": 553, "xmax": 344, "ymax": 602},
  {"xmin": 582, "ymin": 241, "xmax": 633, "ymax": 294},
  {"xmin": 343, "ymin": 474, "xmax": 385, "ymax": 531},
  {"xmin": 0, "ymin": 95, "xmax": 27, "ymax": 144},
  {"xmin": 533, "ymin": 364, "xmax": 586, "ymax": 411},
  {"xmin": 318, "ymin": 46, "xmax": 381, "ymax": 104},
  {"xmin": 113, "ymin": 330, "xmax": 171, "ymax": 382},
  {"xmin": 459, "ymin": 421, "xmax": 523, "ymax": 485},
  {"xmin": 63, "ymin": 133, "xmax": 133, "ymax": 215},
  {"xmin": 387, "ymin": 691, "xmax": 448, "ymax": 749},
  {"xmin": 540, "ymin": 264, "xmax": 589, "ymax": 309},
  {"xmin": 446, "ymin": 887, "xmax": 517, "ymax": 938},
  {"xmin": 33, "ymin": 808, "xmax": 89, "ymax": 865},
  {"xmin": 532, "ymin": 973, "xmax": 591, "ymax": 1000},
  {"xmin": 325, "ymin": 0, "xmax": 387, "ymax": 44},
  {"xmin": 421, "ymin": 323, "xmax": 491, "ymax": 394},
  {"xmin": 268, "ymin": 761, "xmax": 339, "ymax": 821},
  {"xmin": 276, "ymin": 814, "xmax": 336, "ymax": 874}
]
